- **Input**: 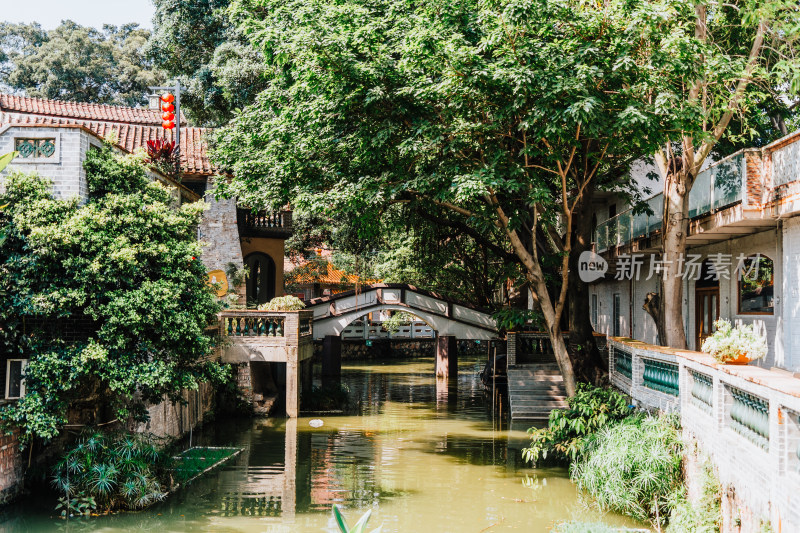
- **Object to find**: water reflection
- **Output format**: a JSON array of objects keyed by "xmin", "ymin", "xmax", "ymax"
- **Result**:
[{"xmin": 1, "ymin": 356, "xmax": 643, "ymax": 532}]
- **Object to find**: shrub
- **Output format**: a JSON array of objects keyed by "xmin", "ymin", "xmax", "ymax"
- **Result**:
[
  {"xmin": 51, "ymin": 431, "xmax": 169, "ymax": 512},
  {"xmin": 522, "ymin": 383, "xmax": 633, "ymax": 463},
  {"xmin": 570, "ymin": 415, "xmax": 683, "ymax": 526},
  {"xmin": 0, "ymin": 146, "xmax": 226, "ymax": 442},
  {"xmin": 258, "ymin": 295, "xmax": 306, "ymax": 311},
  {"xmin": 665, "ymin": 459, "xmax": 721, "ymax": 533}
]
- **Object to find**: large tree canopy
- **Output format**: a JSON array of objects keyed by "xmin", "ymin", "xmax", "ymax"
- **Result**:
[
  {"xmin": 213, "ymin": 0, "xmax": 680, "ymax": 394},
  {"xmin": 0, "ymin": 21, "xmax": 162, "ymax": 107},
  {"xmin": 147, "ymin": 0, "xmax": 268, "ymax": 126},
  {"xmin": 0, "ymin": 147, "xmax": 225, "ymax": 442}
]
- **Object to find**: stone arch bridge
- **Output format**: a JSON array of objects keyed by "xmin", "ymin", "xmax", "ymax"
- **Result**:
[{"xmin": 305, "ymin": 283, "xmax": 497, "ymax": 340}]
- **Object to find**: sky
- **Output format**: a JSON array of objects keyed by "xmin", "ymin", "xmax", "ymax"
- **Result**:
[{"xmin": 3, "ymin": 0, "xmax": 155, "ymax": 30}]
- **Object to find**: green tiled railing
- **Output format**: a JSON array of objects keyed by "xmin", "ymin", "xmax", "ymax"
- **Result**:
[
  {"xmin": 614, "ymin": 349, "xmax": 633, "ymax": 380},
  {"xmin": 643, "ymin": 359, "xmax": 679, "ymax": 396},
  {"xmin": 729, "ymin": 387, "xmax": 769, "ymax": 449},
  {"xmin": 690, "ymin": 371, "xmax": 714, "ymax": 413}
]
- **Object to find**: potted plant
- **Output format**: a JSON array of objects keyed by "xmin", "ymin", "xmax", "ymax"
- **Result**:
[{"xmin": 701, "ymin": 318, "xmax": 767, "ymax": 364}]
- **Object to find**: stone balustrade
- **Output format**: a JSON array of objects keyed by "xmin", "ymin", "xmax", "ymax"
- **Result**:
[{"xmin": 608, "ymin": 337, "xmax": 800, "ymax": 530}]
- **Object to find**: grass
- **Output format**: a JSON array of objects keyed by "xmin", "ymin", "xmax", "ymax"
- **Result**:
[{"xmin": 171, "ymin": 446, "xmax": 241, "ymax": 484}]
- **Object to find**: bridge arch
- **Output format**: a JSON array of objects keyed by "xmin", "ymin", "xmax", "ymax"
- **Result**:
[{"xmin": 306, "ymin": 284, "xmax": 497, "ymax": 340}]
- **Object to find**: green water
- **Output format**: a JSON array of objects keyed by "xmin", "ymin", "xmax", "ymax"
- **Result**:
[{"xmin": 1, "ymin": 356, "xmax": 644, "ymax": 532}]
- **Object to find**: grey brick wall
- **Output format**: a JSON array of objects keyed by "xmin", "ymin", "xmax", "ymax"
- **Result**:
[{"xmin": 198, "ymin": 178, "xmax": 244, "ymax": 274}]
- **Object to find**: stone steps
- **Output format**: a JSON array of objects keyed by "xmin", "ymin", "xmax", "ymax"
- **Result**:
[{"xmin": 508, "ymin": 365, "xmax": 568, "ymax": 421}]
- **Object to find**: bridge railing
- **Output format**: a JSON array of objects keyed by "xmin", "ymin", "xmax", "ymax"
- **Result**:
[{"xmin": 341, "ymin": 321, "xmax": 436, "ymax": 340}]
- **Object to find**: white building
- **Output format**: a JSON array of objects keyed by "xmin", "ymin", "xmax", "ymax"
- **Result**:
[{"xmin": 590, "ymin": 130, "xmax": 800, "ymax": 370}]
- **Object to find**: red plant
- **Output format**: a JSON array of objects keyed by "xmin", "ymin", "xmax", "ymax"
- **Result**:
[{"xmin": 145, "ymin": 139, "xmax": 176, "ymax": 163}]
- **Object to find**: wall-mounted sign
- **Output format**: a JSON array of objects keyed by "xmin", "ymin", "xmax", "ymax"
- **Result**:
[
  {"xmin": 207, "ymin": 270, "xmax": 229, "ymax": 297},
  {"xmin": 365, "ymin": 340, "xmax": 373, "ymax": 347}
]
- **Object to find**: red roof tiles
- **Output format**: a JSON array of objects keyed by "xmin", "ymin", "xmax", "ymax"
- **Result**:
[{"xmin": 1, "ymin": 94, "xmax": 213, "ymax": 176}]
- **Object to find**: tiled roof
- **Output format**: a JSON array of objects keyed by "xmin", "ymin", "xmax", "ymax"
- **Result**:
[
  {"xmin": 0, "ymin": 94, "xmax": 213, "ymax": 176},
  {"xmin": 287, "ymin": 261, "xmax": 379, "ymax": 286},
  {"xmin": 0, "ymin": 94, "xmax": 186, "ymax": 126}
]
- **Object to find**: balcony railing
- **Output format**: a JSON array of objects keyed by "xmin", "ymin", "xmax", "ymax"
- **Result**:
[
  {"xmin": 219, "ymin": 309, "xmax": 313, "ymax": 345},
  {"xmin": 595, "ymin": 153, "xmax": 745, "ymax": 252},
  {"xmin": 607, "ymin": 336, "xmax": 800, "ymax": 530},
  {"xmin": 237, "ymin": 209, "xmax": 293, "ymax": 239}
]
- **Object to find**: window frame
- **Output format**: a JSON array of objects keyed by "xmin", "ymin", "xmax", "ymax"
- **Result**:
[
  {"xmin": 5, "ymin": 358, "xmax": 28, "ymax": 400},
  {"xmin": 737, "ymin": 254, "xmax": 775, "ymax": 316}
]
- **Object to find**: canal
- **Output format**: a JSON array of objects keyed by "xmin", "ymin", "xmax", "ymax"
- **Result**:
[{"xmin": 3, "ymin": 355, "xmax": 642, "ymax": 532}]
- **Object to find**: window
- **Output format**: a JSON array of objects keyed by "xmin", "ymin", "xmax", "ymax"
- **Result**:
[
  {"xmin": 613, "ymin": 293, "xmax": 621, "ymax": 337},
  {"xmin": 5, "ymin": 359, "xmax": 28, "ymax": 400},
  {"xmin": 15, "ymin": 138, "xmax": 56, "ymax": 158},
  {"xmin": 738, "ymin": 254, "xmax": 774, "ymax": 314},
  {"xmin": 591, "ymin": 294, "xmax": 598, "ymax": 328}
]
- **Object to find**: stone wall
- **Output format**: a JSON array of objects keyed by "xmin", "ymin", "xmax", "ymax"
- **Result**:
[
  {"xmin": 198, "ymin": 178, "xmax": 244, "ymax": 275},
  {"xmin": 134, "ymin": 382, "xmax": 215, "ymax": 440},
  {"xmin": 0, "ymin": 428, "xmax": 23, "ymax": 505}
]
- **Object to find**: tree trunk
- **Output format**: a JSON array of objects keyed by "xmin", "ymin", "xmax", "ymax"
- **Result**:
[
  {"xmin": 527, "ymin": 272, "xmax": 577, "ymax": 396},
  {"xmin": 658, "ymin": 171, "xmax": 690, "ymax": 349},
  {"xmin": 568, "ymin": 188, "xmax": 606, "ymax": 384}
]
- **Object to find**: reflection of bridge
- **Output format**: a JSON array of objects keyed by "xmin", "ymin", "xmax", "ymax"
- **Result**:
[{"xmin": 306, "ymin": 284, "xmax": 497, "ymax": 340}]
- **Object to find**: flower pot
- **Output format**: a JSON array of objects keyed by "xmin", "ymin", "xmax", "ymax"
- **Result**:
[{"xmin": 725, "ymin": 352, "xmax": 751, "ymax": 365}]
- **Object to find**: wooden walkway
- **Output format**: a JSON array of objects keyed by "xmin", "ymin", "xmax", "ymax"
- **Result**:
[{"xmin": 508, "ymin": 364, "xmax": 567, "ymax": 420}]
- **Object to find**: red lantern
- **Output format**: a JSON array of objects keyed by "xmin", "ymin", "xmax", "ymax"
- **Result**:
[
  {"xmin": 160, "ymin": 92, "xmax": 175, "ymax": 103},
  {"xmin": 162, "ymin": 121, "xmax": 176, "ymax": 130},
  {"xmin": 162, "ymin": 111, "xmax": 175, "ymax": 121},
  {"xmin": 161, "ymin": 102, "xmax": 175, "ymax": 113}
]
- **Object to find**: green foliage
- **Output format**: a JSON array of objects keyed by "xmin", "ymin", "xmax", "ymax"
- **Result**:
[
  {"xmin": 257, "ymin": 295, "xmax": 306, "ymax": 311},
  {"xmin": 492, "ymin": 308, "xmax": 544, "ymax": 332},
  {"xmin": 51, "ymin": 431, "xmax": 169, "ymax": 512},
  {"xmin": 147, "ymin": 0, "xmax": 268, "ymax": 126},
  {"xmin": 522, "ymin": 384, "xmax": 633, "ymax": 464},
  {"xmin": 0, "ymin": 145, "xmax": 226, "ymax": 442},
  {"xmin": 383, "ymin": 312, "xmax": 416, "ymax": 334},
  {"xmin": 570, "ymin": 416, "xmax": 683, "ymax": 527},
  {"xmin": 665, "ymin": 459, "xmax": 721, "ymax": 533},
  {"xmin": 333, "ymin": 504, "xmax": 382, "ymax": 533},
  {"xmin": 55, "ymin": 493, "xmax": 97, "ymax": 518},
  {"xmin": 0, "ymin": 21, "xmax": 162, "ymax": 107},
  {"xmin": 83, "ymin": 143, "xmax": 149, "ymax": 198}
]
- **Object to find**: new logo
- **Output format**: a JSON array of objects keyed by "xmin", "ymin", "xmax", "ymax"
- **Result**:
[{"xmin": 578, "ymin": 251, "xmax": 608, "ymax": 283}]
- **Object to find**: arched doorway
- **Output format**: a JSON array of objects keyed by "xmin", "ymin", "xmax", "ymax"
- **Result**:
[
  {"xmin": 245, "ymin": 252, "xmax": 276, "ymax": 306},
  {"xmin": 695, "ymin": 259, "xmax": 720, "ymax": 350}
]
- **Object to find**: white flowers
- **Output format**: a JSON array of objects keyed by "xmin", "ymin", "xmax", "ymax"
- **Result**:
[{"xmin": 701, "ymin": 319, "xmax": 767, "ymax": 363}]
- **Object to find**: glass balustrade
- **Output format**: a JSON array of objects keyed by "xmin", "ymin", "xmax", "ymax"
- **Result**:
[{"xmin": 594, "ymin": 153, "xmax": 745, "ymax": 250}]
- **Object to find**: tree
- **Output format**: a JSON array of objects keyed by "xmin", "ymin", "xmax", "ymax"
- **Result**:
[
  {"xmin": 0, "ymin": 145, "xmax": 225, "ymax": 442},
  {"xmin": 213, "ymin": 0, "xmax": 676, "ymax": 395},
  {"xmin": 0, "ymin": 21, "xmax": 162, "ymax": 107},
  {"xmin": 644, "ymin": 1, "xmax": 799, "ymax": 348},
  {"xmin": 147, "ymin": 0, "xmax": 268, "ymax": 126}
]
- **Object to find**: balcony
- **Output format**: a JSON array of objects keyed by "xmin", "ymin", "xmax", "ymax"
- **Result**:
[
  {"xmin": 219, "ymin": 310, "xmax": 313, "ymax": 363},
  {"xmin": 595, "ymin": 152, "xmax": 750, "ymax": 253},
  {"xmin": 237, "ymin": 209, "xmax": 293, "ymax": 239}
]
